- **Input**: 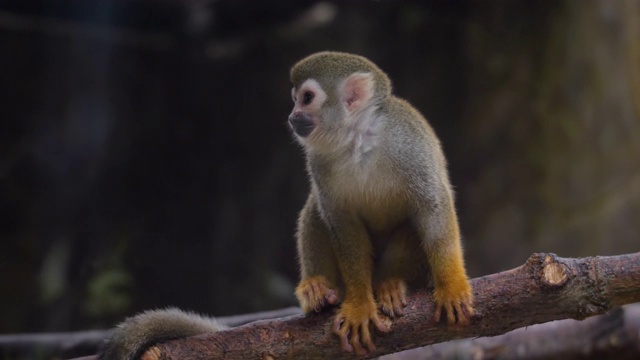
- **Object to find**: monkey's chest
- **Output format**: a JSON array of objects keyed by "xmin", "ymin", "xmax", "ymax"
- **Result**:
[
  {"xmin": 325, "ymin": 167, "xmax": 410, "ymax": 231},
  {"xmin": 326, "ymin": 164, "xmax": 394, "ymax": 199}
]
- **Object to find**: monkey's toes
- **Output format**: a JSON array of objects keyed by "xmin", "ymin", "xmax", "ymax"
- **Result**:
[
  {"xmin": 332, "ymin": 301, "xmax": 390, "ymax": 355},
  {"xmin": 333, "ymin": 313, "xmax": 380, "ymax": 355},
  {"xmin": 295, "ymin": 276, "xmax": 339, "ymax": 313},
  {"xmin": 376, "ymin": 278, "xmax": 407, "ymax": 318},
  {"xmin": 433, "ymin": 292, "xmax": 475, "ymax": 327}
]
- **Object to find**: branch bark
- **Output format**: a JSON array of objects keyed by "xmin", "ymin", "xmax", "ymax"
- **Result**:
[{"xmin": 74, "ymin": 252, "xmax": 640, "ymax": 360}]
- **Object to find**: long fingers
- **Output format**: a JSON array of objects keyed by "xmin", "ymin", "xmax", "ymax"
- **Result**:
[
  {"xmin": 434, "ymin": 300, "xmax": 455, "ymax": 325},
  {"xmin": 371, "ymin": 313, "xmax": 390, "ymax": 333},
  {"xmin": 377, "ymin": 279, "xmax": 408, "ymax": 318},
  {"xmin": 391, "ymin": 285, "xmax": 407, "ymax": 316},
  {"xmin": 332, "ymin": 315, "xmax": 353, "ymax": 352},
  {"xmin": 296, "ymin": 276, "xmax": 340, "ymax": 313},
  {"xmin": 333, "ymin": 314, "xmax": 384, "ymax": 355},
  {"xmin": 434, "ymin": 295, "xmax": 475, "ymax": 326}
]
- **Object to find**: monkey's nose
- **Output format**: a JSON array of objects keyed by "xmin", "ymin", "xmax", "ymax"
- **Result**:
[{"xmin": 288, "ymin": 112, "xmax": 315, "ymax": 137}]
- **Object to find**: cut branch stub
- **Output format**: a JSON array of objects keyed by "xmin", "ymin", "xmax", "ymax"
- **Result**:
[{"xmin": 541, "ymin": 253, "xmax": 569, "ymax": 287}]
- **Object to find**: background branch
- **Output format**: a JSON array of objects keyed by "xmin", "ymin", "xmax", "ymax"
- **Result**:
[
  {"xmin": 0, "ymin": 307, "xmax": 302, "ymax": 357},
  {"xmin": 382, "ymin": 304, "xmax": 640, "ymax": 359}
]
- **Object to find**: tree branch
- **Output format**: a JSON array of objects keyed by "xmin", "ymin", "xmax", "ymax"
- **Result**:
[{"xmin": 72, "ymin": 252, "xmax": 640, "ymax": 360}]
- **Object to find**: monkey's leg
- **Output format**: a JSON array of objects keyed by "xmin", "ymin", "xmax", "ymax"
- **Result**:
[
  {"xmin": 374, "ymin": 227, "xmax": 413, "ymax": 318},
  {"xmin": 417, "ymin": 202, "xmax": 474, "ymax": 326},
  {"xmin": 295, "ymin": 195, "xmax": 341, "ymax": 313},
  {"xmin": 325, "ymin": 211, "xmax": 390, "ymax": 355},
  {"xmin": 375, "ymin": 277, "xmax": 407, "ymax": 318}
]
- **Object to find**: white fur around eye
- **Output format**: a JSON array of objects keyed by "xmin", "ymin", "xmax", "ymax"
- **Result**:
[{"xmin": 297, "ymin": 79, "xmax": 327, "ymax": 109}]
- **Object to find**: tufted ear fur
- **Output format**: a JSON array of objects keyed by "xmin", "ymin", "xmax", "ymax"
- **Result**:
[{"xmin": 341, "ymin": 72, "xmax": 375, "ymax": 113}]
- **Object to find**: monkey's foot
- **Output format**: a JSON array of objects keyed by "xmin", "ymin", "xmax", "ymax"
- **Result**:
[
  {"xmin": 333, "ymin": 299, "xmax": 391, "ymax": 356},
  {"xmin": 433, "ymin": 281, "xmax": 475, "ymax": 327},
  {"xmin": 295, "ymin": 276, "xmax": 339, "ymax": 313},
  {"xmin": 375, "ymin": 278, "xmax": 407, "ymax": 318}
]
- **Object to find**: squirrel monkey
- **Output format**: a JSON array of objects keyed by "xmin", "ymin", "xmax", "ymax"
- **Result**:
[
  {"xmin": 289, "ymin": 51, "xmax": 474, "ymax": 355},
  {"xmin": 98, "ymin": 51, "xmax": 472, "ymax": 359}
]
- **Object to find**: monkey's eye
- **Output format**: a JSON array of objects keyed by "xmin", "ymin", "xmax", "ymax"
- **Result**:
[{"xmin": 302, "ymin": 91, "xmax": 314, "ymax": 105}]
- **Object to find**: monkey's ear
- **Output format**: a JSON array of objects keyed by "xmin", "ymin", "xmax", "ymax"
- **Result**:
[{"xmin": 341, "ymin": 72, "xmax": 375, "ymax": 113}]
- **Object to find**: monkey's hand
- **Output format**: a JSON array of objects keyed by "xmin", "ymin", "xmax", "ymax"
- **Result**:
[
  {"xmin": 433, "ymin": 279, "xmax": 475, "ymax": 327},
  {"xmin": 295, "ymin": 276, "xmax": 339, "ymax": 313},
  {"xmin": 376, "ymin": 278, "xmax": 407, "ymax": 318},
  {"xmin": 333, "ymin": 298, "xmax": 391, "ymax": 355}
]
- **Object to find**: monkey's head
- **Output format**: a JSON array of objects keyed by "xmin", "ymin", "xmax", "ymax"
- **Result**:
[{"xmin": 288, "ymin": 51, "xmax": 392, "ymax": 150}]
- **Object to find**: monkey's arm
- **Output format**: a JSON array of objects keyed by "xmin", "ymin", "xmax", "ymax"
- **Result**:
[
  {"xmin": 99, "ymin": 308, "xmax": 225, "ymax": 360},
  {"xmin": 295, "ymin": 193, "xmax": 340, "ymax": 312},
  {"xmin": 414, "ymin": 185, "xmax": 474, "ymax": 326},
  {"xmin": 320, "ymin": 202, "xmax": 390, "ymax": 355}
]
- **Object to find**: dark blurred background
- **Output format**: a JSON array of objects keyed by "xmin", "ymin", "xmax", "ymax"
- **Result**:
[{"xmin": 1, "ymin": 0, "xmax": 638, "ymax": 337}]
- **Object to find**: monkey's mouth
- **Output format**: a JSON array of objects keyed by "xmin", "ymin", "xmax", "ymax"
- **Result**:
[{"xmin": 288, "ymin": 113, "xmax": 315, "ymax": 137}]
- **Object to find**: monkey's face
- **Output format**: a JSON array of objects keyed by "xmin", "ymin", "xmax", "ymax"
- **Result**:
[
  {"xmin": 288, "ymin": 79, "xmax": 328, "ymax": 140},
  {"xmin": 288, "ymin": 72, "xmax": 377, "ymax": 150}
]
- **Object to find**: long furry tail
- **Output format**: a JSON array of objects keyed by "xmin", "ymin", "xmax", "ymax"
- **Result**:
[{"xmin": 99, "ymin": 307, "xmax": 225, "ymax": 360}]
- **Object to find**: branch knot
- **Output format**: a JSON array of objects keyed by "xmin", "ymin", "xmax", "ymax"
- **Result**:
[{"xmin": 541, "ymin": 254, "xmax": 569, "ymax": 288}]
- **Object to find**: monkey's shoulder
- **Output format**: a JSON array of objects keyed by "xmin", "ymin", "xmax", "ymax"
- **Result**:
[
  {"xmin": 379, "ymin": 96, "xmax": 445, "ymax": 158},
  {"xmin": 382, "ymin": 96, "xmax": 434, "ymax": 133}
]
